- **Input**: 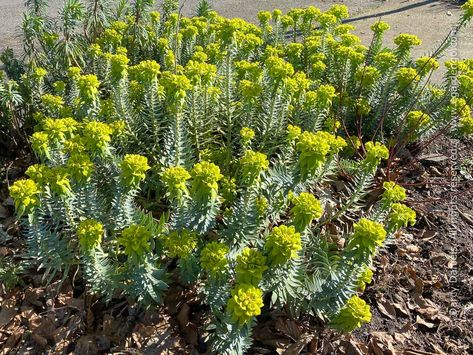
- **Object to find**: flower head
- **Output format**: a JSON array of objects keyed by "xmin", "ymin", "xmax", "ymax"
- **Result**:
[
  {"xmin": 77, "ymin": 219, "xmax": 103, "ymax": 251},
  {"xmin": 240, "ymin": 127, "xmax": 255, "ymax": 145},
  {"xmin": 349, "ymin": 218, "xmax": 386, "ymax": 254},
  {"xmin": 239, "ymin": 150, "xmax": 269, "ymax": 184},
  {"xmin": 382, "ymin": 181, "xmax": 406, "ymax": 203},
  {"xmin": 331, "ymin": 295, "xmax": 372, "ymax": 332},
  {"xmin": 200, "ymin": 242, "xmax": 229, "ymax": 275},
  {"xmin": 396, "ymin": 67, "xmax": 419, "ymax": 90},
  {"xmin": 235, "ymin": 248, "xmax": 268, "ymax": 285},
  {"xmin": 389, "ymin": 203, "xmax": 416, "ymax": 229},
  {"xmin": 415, "ymin": 56, "xmax": 439, "ymax": 75},
  {"xmin": 355, "ymin": 66, "xmax": 380, "ymax": 88},
  {"xmin": 462, "ymin": 0, "xmax": 473, "ymax": 21},
  {"xmin": 290, "ymin": 192, "xmax": 323, "ymax": 231},
  {"xmin": 83, "ymin": 121, "xmax": 113, "ymax": 153},
  {"xmin": 31, "ymin": 132, "xmax": 50, "ymax": 157},
  {"xmin": 265, "ymin": 56, "xmax": 294, "ymax": 82},
  {"xmin": 287, "ymin": 124, "xmax": 302, "ymax": 142},
  {"xmin": 78, "ymin": 74, "xmax": 100, "ymax": 102},
  {"xmin": 227, "ymin": 284, "xmax": 264, "ymax": 325},
  {"xmin": 306, "ymin": 84, "xmax": 336, "ymax": 108},
  {"xmin": 42, "ymin": 117, "xmax": 77, "ymax": 142},
  {"xmin": 67, "ymin": 154, "xmax": 95, "ymax": 183},
  {"xmin": 357, "ymin": 267, "xmax": 374, "ymax": 291},
  {"xmin": 108, "ymin": 53, "xmax": 129, "ymax": 80},
  {"xmin": 25, "ymin": 164, "xmax": 50, "ymax": 186},
  {"xmin": 190, "ymin": 161, "xmax": 223, "ymax": 201},
  {"xmin": 265, "ymin": 225, "xmax": 302, "ymax": 266},
  {"xmin": 394, "ymin": 33, "xmax": 422, "ymax": 51},
  {"xmin": 131, "ymin": 60, "xmax": 160, "ymax": 83},
  {"xmin": 297, "ymin": 131, "xmax": 346, "ymax": 177},
  {"xmin": 162, "ymin": 230, "xmax": 197, "ymax": 258},
  {"xmin": 120, "ymin": 154, "xmax": 150, "ymax": 189},
  {"xmin": 374, "ymin": 51, "xmax": 397, "ymax": 70},
  {"xmin": 48, "ymin": 167, "xmax": 72, "ymax": 196},
  {"xmin": 118, "ymin": 224, "xmax": 151, "ymax": 258},
  {"xmin": 364, "ymin": 141, "xmax": 389, "ymax": 166},
  {"xmin": 161, "ymin": 166, "xmax": 191, "ymax": 201},
  {"xmin": 408, "ymin": 110, "xmax": 430, "ymax": 126},
  {"xmin": 9, "ymin": 179, "xmax": 40, "ymax": 216},
  {"xmin": 370, "ymin": 21, "xmax": 390, "ymax": 35}
]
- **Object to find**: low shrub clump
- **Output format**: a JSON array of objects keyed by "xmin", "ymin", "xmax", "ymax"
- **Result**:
[{"xmin": 4, "ymin": 0, "xmax": 473, "ymax": 352}]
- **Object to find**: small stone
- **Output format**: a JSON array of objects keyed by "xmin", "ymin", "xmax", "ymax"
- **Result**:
[{"xmin": 447, "ymin": 11, "xmax": 452, "ymax": 16}]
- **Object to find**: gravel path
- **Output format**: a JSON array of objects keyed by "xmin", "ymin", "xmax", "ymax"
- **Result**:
[{"xmin": 0, "ymin": 0, "xmax": 472, "ymax": 73}]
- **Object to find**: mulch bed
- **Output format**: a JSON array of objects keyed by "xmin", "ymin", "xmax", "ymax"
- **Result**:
[{"xmin": 0, "ymin": 138, "xmax": 472, "ymax": 354}]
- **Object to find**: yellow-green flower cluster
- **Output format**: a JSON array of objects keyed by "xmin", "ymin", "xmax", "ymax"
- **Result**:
[
  {"xmin": 396, "ymin": 67, "xmax": 419, "ymax": 90},
  {"xmin": 255, "ymin": 196, "xmax": 268, "ymax": 216},
  {"xmin": 394, "ymin": 33, "xmax": 422, "ymax": 51},
  {"xmin": 331, "ymin": 295, "xmax": 372, "ymax": 332},
  {"xmin": 382, "ymin": 181, "xmax": 406, "ymax": 203},
  {"xmin": 374, "ymin": 51, "xmax": 397, "ymax": 71},
  {"xmin": 462, "ymin": 0, "xmax": 473, "ymax": 21},
  {"xmin": 25, "ymin": 164, "xmax": 50, "ymax": 186},
  {"xmin": 108, "ymin": 53, "xmax": 130, "ymax": 80},
  {"xmin": 190, "ymin": 161, "xmax": 223, "ymax": 201},
  {"xmin": 227, "ymin": 284, "xmax": 264, "ymax": 325},
  {"xmin": 265, "ymin": 56, "xmax": 294, "ymax": 82},
  {"xmin": 296, "ymin": 131, "xmax": 346, "ymax": 176},
  {"xmin": 47, "ymin": 167, "xmax": 72, "ymax": 196},
  {"xmin": 265, "ymin": 225, "xmax": 302, "ymax": 266},
  {"xmin": 357, "ymin": 267, "xmax": 373, "ymax": 291},
  {"xmin": 9, "ymin": 179, "xmax": 40, "ymax": 216},
  {"xmin": 239, "ymin": 150, "xmax": 269, "ymax": 184},
  {"xmin": 42, "ymin": 117, "xmax": 78, "ymax": 143},
  {"xmin": 78, "ymin": 74, "xmax": 100, "ymax": 102},
  {"xmin": 77, "ymin": 219, "xmax": 103, "ymax": 251},
  {"xmin": 67, "ymin": 154, "xmax": 94, "ymax": 183},
  {"xmin": 184, "ymin": 60, "xmax": 217, "ymax": 86},
  {"xmin": 41, "ymin": 94, "xmax": 64, "ymax": 113},
  {"xmin": 370, "ymin": 21, "xmax": 390, "ymax": 35},
  {"xmin": 306, "ymin": 84, "xmax": 337, "ymax": 108},
  {"xmin": 290, "ymin": 192, "xmax": 323, "ymax": 231},
  {"xmin": 161, "ymin": 166, "xmax": 191, "ymax": 201},
  {"xmin": 131, "ymin": 60, "xmax": 161, "ymax": 83},
  {"xmin": 364, "ymin": 141, "xmax": 389, "ymax": 166},
  {"xmin": 349, "ymin": 218, "xmax": 386, "ymax": 254},
  {"xmin": 240, "ymin": 127, "xmax": 255, "ymax": 145},
  {"xmin": 82, "ymin": 121, "xmax": 113, "ymax": 153},
  {"xmin": 162, "ymin": 230, "xmax": 197, "ymax": 258},
  {"xmin": 120, "ymin": 154, "xmax": 150, "ymax": 189},
  {"xmin": 389, "ymin": 203, "xmax": 416, "ymax": 229},
  {"xmin": 287, "ymin": 124, "xmax": 302, "ymax": 142},
  {"xmin": 161, "ymin": 72, "xmax": 192, "ymax": 104},
  {"xmin": 355, "ymin": 66, "xmax": 380, "ymax": 88},
  {"xmin": 235, "ymin": 60, "xmax": 262, "ymax": 81},
  {"xmin": 31, "ymin": 132, "xmax": 50, "ymax": 157},
  {"xmin": 235, "ymin": 248, "xmax": 268, "ymax": 285},
  {"xmin": 239, "ymin": 80, "xmax": 262, "ymax": 102},
  {"xmin": 415, "ymin": 56, "xmax": 439, "ymax": 75},
  {"xmin": 406, "ymin": 110, "xmax": 430, "ymax": 129},
  {"xmin": 118, "ymin": 224, "xmax": 151, "ymax": 258},
  {"xmin": 200, "ymin": 241, "xmax": 229, "ymax": 275}
]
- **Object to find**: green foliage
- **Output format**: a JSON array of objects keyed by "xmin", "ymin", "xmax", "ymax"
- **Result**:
[{"xmin": 6, "ymin": 0, "xmax": 473, "ymax": 352}]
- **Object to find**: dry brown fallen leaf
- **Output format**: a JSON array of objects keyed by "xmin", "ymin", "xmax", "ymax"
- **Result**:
[
  {"xmin": 0, "ymin": 296, "xmax": 17, "ymax": 328},
  {"xmin": 415, "ymin": 315, "xmax": 436, "ymax": 329},
  {"xmin": 377, "ymin": 299, "xmax": 396, "ymax": 320}
]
